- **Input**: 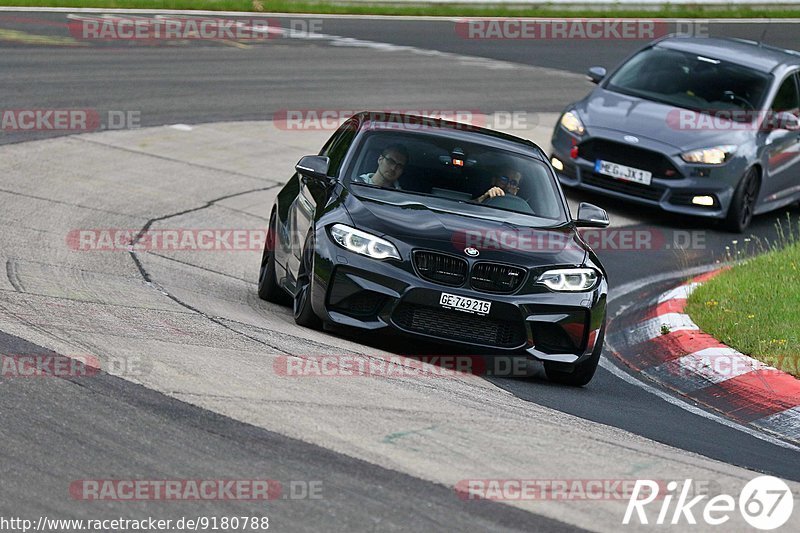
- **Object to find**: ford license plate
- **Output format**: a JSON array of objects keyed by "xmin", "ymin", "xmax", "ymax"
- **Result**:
[{"xmin": 595, "ymin": 159, "xmax": 652, "ymax": 186}]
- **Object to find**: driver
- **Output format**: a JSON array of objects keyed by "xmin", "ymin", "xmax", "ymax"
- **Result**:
[
  {"xmin": 358, "ymin": 143, "xmax": 408, "ymax": 189},
  {"xmin": 476, "ymin": 166, "xmax": 522, "ymax": 203}
]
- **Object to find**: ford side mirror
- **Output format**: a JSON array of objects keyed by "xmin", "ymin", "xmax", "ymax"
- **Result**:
[{"xmin": 587, "ymin": 66, "xmax": 607, "ymax": 84}]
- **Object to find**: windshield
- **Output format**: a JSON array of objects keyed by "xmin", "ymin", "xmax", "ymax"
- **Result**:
[
  {"xmin": 344, "ymin": 129, "xmax": 567, "ymax": 225},
  {"xmin": 606, "ymin": 46, "xmax": 771, "ymax": 119}
]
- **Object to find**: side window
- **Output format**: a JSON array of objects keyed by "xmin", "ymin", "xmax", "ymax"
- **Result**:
[
  {"xmin": 319, "ymin": 119, "xmax": 357, "ymax": 177},
  {"xmin": 771, "ymin": 74, "xmax": 800, "ymax": 115}
]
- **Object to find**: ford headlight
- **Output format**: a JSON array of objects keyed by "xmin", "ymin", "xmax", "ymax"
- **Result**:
[
  {"xmin": 330, "ymin": 224, "xmax": 400, "ymax": 260},
  {"xmin": 559, "ymin": 111, "xmax": 586, "ymax": 136},
  {"xmin": 680, "ymin": 145, "xmax": 737, "ymax": 165},
  {"xmin": 537, "ymin": 268, "xmax": 598, "ymax": 292}
]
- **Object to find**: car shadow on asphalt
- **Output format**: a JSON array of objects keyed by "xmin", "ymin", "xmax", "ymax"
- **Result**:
[{"xmin": 323, "ymin": 323, "xmax": 564, "ymax": 385}]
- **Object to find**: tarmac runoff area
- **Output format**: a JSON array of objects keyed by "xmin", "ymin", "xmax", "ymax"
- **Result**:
[{"xmin": 1, "ymin": 119, "xmax": 798, "ymax": 531}]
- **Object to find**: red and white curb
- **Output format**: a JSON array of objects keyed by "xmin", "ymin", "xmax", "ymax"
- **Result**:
[{"xmin": 612, "ymin": 269, "xmax": 800, "ymax": 444}]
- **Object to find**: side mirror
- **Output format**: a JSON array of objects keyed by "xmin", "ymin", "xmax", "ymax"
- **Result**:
[
  {"xmin": 770, "ymin": 111, "xmax": 800, "ymax": 132},
  {"xmin": 575, "ymin": 202, "xmax": 610, "ymax": 228},
  {"xmin": 587, "ymin": 66, "xmax": 607, "ymax": 85},
  {"xmin": 295, "ymin": 155, "xmax": 331, "ymax": 182}
]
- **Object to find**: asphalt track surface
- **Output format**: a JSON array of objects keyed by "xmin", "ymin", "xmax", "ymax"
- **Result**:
[{"xmin": 1, "ymin": 10, "xmax": 799, "ymax": 532}]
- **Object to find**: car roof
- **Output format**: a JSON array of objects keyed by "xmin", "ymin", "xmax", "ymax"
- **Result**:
[
  {"xmin": 655, "ymin": 36, "xmax": 800, "ymax": 73},
  {"xmin": 349, "ymin": 111, "xmax": 548, "ymax": 160}
]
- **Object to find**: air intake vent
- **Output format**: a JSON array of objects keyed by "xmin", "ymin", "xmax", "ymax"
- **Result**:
[
  {"xmin": 471, "ymin": 263, "xmax": 526, "ymax": 293},
  {"xmin": 413, "ymin": 251, "xmax": 468, "ymax": 286},
  {"xmin": 392, "ymin": 304, "xmax": 526, "ymax": 348}
]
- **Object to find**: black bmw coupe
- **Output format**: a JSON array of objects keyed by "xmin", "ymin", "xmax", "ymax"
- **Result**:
[{"xmin": 259, "ymin": 112, "xmax": 610, "ymax": 385}]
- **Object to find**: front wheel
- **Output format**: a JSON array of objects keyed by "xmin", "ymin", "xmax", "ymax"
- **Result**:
[
  {"xmin": 544, "ymin": 322, "xmax": 605, "ymax": 387},
  {"xmin": 293, "ymin": 232, "xmax": 322, "ymax": 329},
  {"xmin": 723, "ymin": 168, "xmax": 759, "ymax": 233}
]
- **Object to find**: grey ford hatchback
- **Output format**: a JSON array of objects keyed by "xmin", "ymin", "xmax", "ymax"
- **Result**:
[{"xmin": 551, "ymin": 36, "xmax": 800, "ymax": 232}]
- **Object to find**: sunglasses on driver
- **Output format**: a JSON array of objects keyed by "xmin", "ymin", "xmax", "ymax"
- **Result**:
[{"xmin": 498, "ymin": 175, "xmax": 520, "ymax": 188}]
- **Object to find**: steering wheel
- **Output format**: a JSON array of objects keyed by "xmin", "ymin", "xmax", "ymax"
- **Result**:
[
  {"xmin": 483, "ymin": 194, "xmax": 534, "ymax": 214},
  {"xmin": 723, "ymin": 91, "xmax": 754, "ymax": 111}
]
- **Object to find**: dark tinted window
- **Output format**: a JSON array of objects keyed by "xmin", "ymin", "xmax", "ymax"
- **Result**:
[
  {"xmin": 606, "ymin": 46, "xmax": 770, "ymax": 116},
  {"xmin": 345, "ymin": 129, "xmax": 566, "ymax": 225}
]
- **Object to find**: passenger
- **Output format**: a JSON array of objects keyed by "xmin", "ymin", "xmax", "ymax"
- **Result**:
[
  {"xmin": 476, "ymin": 166, "xmax": 522, "ymax": 202},
  {"xmin": 358, "ymin": 143, "xmax": 408, "ymax": 189}
]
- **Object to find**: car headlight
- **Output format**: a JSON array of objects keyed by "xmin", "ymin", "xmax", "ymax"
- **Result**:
[
  {"xmin": 559, "ymin": 111, "xmax": 585, "ymax": 136},
  {"xmin": 680, "ymin": 145, "xmax": 737, "ymax": 165},
  {"xmin": 330, "ymin": 224, "xmax": 400, "ymax": 260},
  {"xmin": 537, "ymin": 268, "xmax": 598, "ymax": 292}
]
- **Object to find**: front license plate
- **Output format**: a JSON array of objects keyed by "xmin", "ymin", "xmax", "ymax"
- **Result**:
[
  {"xmin": 594, "ymin": 159, "xmax": 652, "ymax": 186},
  {"xmin": 439, "ymin": 292, "xmax": 491, "ymax": 316}
]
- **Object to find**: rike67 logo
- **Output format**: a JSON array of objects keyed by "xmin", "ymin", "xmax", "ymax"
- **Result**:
[{"xmin": 624, "ymin": 476, "xmax": 794, "ymax": 530}]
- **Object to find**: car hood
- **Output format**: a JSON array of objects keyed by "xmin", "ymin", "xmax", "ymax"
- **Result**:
[
  {"xmin": 343, "ymin": 187, "xmax": 587, "ymax": 267},
  {"xmin": 576, "ymin": 88, "xmax": 754, "ymax": 151}
]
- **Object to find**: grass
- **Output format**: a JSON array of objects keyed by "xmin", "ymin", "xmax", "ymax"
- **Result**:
[
  {"xmin": 685, "ymin": 217, "xmax": 800, "ymax": 378},
  {"xmin": 4, "ymin": 1, "xmax": 800, "ymax": 19}
]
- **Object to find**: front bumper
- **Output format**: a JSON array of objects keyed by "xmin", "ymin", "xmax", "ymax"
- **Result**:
[
  {"xmin": 550, "ymin": 127, "xmax": 745, "ymax": 219},
  {"xmin": 312, "ymin": 235, "xmax": 606, "ymax": 365}
]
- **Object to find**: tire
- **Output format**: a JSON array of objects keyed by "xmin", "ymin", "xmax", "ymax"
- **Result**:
[
  {"xmin": 723, "ymin": 167, "xmax": 759, "ymax": 233},
  {"xmin": 544, "ymin": 322, "xmax": 605, "ymax": 387},
  {"xmin": 293, "ymin": 232, "xmax": 323, "ymax": 329},
  {"xmin": 258, "ymin": 210, "xmax": 291, "ymax": 305}
]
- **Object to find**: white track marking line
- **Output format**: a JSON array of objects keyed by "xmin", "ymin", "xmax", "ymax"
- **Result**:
[
  {"xmin": 657, "ymin": 282, "xmax": 699, "ymax": 302},
  {"xmin": 621, "ymin": 311, "xmax": 699, "ymax": 346},
  {"xmin": 754, "ymin": 407, "xmax": 800, "ymax": 440},
  {"xmin": 650, "ymin": 347, "xmax": 769, "ymax": 387}
]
